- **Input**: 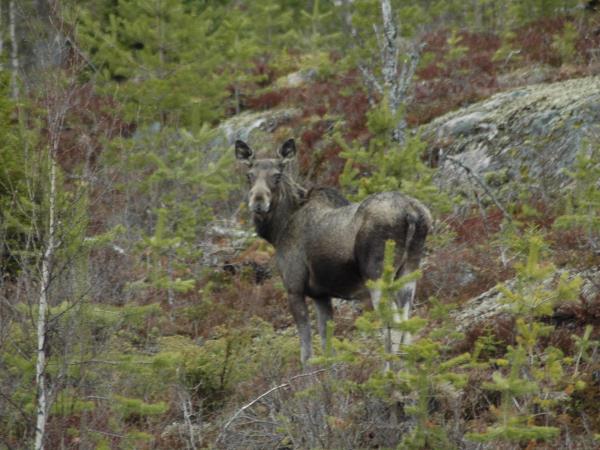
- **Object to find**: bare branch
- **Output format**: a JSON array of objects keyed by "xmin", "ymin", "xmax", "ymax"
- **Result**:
[
  {"xmin": 393, "ymin": 42, "xmax": 423, "ymax": 108},
  {"xmin": 443, "ymin": 154, "xmax": 512, "ymax": 222},
  {"xmin": 338, "ymin": 0, "xmax": 422, "ymax": 143},
  {"xmin": 216, "ymin": 368, "xmax": 327, "ymax": 445},
  {"xmin": 339, "ymin": 0, "xmax": 381, "ymax": 105},
  {"xmin": 358, "ymin": 63, "xmax": 383, "ymax": 104}
]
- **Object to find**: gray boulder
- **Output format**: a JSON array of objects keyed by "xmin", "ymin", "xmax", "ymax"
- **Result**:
[
  {"xmin": 424, "ymin": 76, "xmax": 600, "ymax": 197},
  {"xmin": 217, "ymin": 108, "xmax": 301, "ymax": 151},
  {"xmin": 453, "ymin": 267, "xmax": 600, "ymax": 332}
]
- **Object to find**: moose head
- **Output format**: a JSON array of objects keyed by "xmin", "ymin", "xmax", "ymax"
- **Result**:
[{"xmin": 235, "ymin": 138, "xmax": 297, "ymax": 215}]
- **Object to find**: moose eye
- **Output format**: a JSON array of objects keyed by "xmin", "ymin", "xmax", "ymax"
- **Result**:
[
  {"xmin": 272, "ymin": 173, "xmax": 282, "ymax": 184},
  {"xmin": 246, "ymin": 173, "xmax": 255, "ymax": 183}
]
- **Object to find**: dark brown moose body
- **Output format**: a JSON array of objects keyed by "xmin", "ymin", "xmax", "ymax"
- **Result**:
[{"xmin": 235, "ymin": 139, "xmax": 432, "ymax": 365}]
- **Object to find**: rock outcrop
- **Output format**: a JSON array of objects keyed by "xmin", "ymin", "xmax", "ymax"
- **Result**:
[
  {"xmin": 424, "ymin": 76, "xmax": 600, "ymax": 197},
  {"xmin": 216, "ymin": 108, "xmax": 301, "ymax": 151},
  {"xmin": 453, "ymin": 267, "xmax": 600, "ymax": 332}
]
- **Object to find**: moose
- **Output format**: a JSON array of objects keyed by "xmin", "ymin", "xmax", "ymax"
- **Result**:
[{"xmin": 235, "ymin": 138, "xmax": 432, "ymax": 366}]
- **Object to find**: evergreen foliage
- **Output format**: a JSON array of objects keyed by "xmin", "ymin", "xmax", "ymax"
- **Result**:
[
  {"xmin": 467, "ymin": 235, "xmax": 582, "ymax": 445},
  {"xmin": 1, "ymin": 1, "xmax": 599, "ymax": 448},
  {"xmin": 109, "ymin": 124, "xmax": 236, "ymax": 304},
  {"xmin": 0, "ymin": 74, "xmax": 31, "ymax": 275},
  {"xmin": 338, "ymin": 98, "xmax": 451, "ymax": 214},
  {"xmin": 552, "ymin": 21, "xmax": 579, "ymax": 65},
  {"xmin": 554, "ymin": 143, "xmax": 600, "ymax": 250},
  {"xmin": 311, "ymin": 240, "xmax": 469, "ymax": 448},
  {"xmin": 76, "ymin": 0, "xmax": 230, "ymax": 126}
]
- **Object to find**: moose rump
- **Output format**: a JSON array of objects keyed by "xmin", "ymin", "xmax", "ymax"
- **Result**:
[
  {"xmin": 235, "ymin": 138, "xmax": 432, "ymax": 366},
  {"xmin": 301, "ymin": 192, "xmax": 428, "ymax": 299}
]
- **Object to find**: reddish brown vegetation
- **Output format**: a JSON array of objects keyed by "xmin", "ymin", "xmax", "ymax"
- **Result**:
[
  {"xmin": 420, "ymin": 208, "xmax": 512, "ymax": 306},
  {"xmin": 246, "ymin": 87, "xmax": 291, "ymax": 110},
  {"xmin": 411, "ymin": 30, "xmax": 500, "ymax": 125},
  {"xmin": 245, "ymin": 70, "xmax": 370, "ymax": 183},
  {"xmin": 173, "ymin": 268, "xmax": 290, "ymax": 340},
  {"xmin": 252, "ymin": 58, "xmax": 278, "ymax": 88},
  {"xmin": 412, "ymin": 17, "xmax": 600, "ymax": 124},
  {"xmin": 39, "ymin": 83, "xmax": 134, "ymax": 174},
  {"xmin": 242, "ymin": 17, "xmax": 600, "ymax": 185}
]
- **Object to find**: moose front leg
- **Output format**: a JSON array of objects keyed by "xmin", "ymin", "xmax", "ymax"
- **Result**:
[
  {"xmin": 287, "ymin": 293, "xmax": 312, "ymax": 366},
  {"xmin": 314, "ymin": 297, "xmax": 333, "ymax": 354}
]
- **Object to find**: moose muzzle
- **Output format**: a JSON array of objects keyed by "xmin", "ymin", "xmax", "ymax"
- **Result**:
[{"xmin": 248, "ymin": 182, "xmax": 272, "ymax": 214}]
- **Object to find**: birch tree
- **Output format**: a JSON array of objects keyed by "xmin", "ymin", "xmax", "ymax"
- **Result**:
[
  {"xmin": 0, "ymin": 2, "xmax": 4, "ymax": 70},
  {"xmin": 34, "ymin": 58, "xmax": 77, "ymax": 450},
  {"xmin": 33, "ymin": 122, "xmax": 57, "ymax": 450},
  {"xmin": 9, "ymin": 0, "xmax": 19, "ymax": 99},
  {"xmin": 1, "ymin": 4, "xmax": 93, "ymax": 446}
]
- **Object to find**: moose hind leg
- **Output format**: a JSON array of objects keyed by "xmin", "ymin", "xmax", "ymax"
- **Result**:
[
  {"xmin": 396, "ymin": 208, "xmax": 429, "ymax": 345},
  {"xmin": 370, "ymin": 288, "xmax": 403, "ymax": 366},
  {"xmin": 314, "ymin": 297, "xmax": 333, "ymax": 354},
  {"xmin": 287, "ymin": 293, "xmax": 312, "ymax": 366},
  {"xmin": 395, "ymin": 279, "xmax": 416, "ymax": 345}
]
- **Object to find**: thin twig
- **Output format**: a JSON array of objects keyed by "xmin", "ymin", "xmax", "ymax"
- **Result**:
[
  {"xmin": 444, "ymin": 154, "xmax": 512, "ymax": 222},
  {"xmin": 88, "ymin": 429, "xmax": 126, "ymax": 439},
  {"xmin": 216, "ymin": 368, "xmax": 327, "ymax": 445}
]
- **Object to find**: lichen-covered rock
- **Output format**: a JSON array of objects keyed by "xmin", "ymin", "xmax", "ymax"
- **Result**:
[
  {"xmin": 276, "ymin": 68, "xmax": 318, "ymax": 88},
  {"xmin": 496, "ymin": 64, "xmax": 555, "ymax": 89},
  {"xmin": 453, "ymin": 268, "xmax": 600, "ymax": 332},
  {"xmin": 424, "ymin": 76, "xmax": 600, "ymax": 197},
  {"xmin": 216, "ymin": 108, "xmax": 301, "ymax": 151}
]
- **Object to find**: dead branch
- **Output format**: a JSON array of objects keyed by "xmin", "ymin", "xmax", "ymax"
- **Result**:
[
  {"xmin": 443, "ymin": 154, "xmax": 512, "ymax": 222},
  {"xmin": 338, "ymin": 0, "xmax": 422, "ymax": 143},
  {"xmin": 216, "ymin": 368, "xmax": 327, "ymax": 445}
]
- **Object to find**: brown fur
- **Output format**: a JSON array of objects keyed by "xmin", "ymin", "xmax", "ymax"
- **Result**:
[{"xmin": 235, "ymin": 139, "xmax": 432, "ymax": 365}]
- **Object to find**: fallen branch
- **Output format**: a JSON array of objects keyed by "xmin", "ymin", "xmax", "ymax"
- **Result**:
[{"xmin": 216, "ymin": 368, "xmax": 327, "ymax": 445}]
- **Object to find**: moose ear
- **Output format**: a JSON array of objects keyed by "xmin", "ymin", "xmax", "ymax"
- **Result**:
[
  {"xmin": 277, "ymin": 138, "xmax": 296, "ymax": 162},
  {"xmin": 235, "ymin": 140, "xmax": 254, "ymax": 164}
]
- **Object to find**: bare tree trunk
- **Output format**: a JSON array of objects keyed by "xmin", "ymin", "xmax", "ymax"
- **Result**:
[
  {"xmin": 379, "ymin": 0, "xmax": 398, "ymax": 96},
  {"xmin": 34, "ymin": 145, "xmax": 57, "ymax": 450},
  {"xmin": 380, "ymin": 0, "xmax": 422, "ymax": 142},
  {"xmin": 33, "ymin": 63, "xmax": 71, "ymax": 447},
  {"xmin": 0, "ymin": 1, "xmax": 4, "ymax": 71},
  {"xmin": 179, "ymin": 389, "xmax": 198, "ymax": 450},
  {"xmin": 340, "ymin": 0, "xmax": 421, "ymax": 143},
  {"xmin": 9, "ymin": 0, "xmax": 19, "ymax": 99},
  {"xmin": 167, "ymin": 253, "xmax": 175, "ymax": 307},
  {"xmin": 234, "ymin": 85, "xmax": 240, "ymax": 115},
  {"xmin": 379, "ymin": 0, "xmax": 405, "ymax": 141}
]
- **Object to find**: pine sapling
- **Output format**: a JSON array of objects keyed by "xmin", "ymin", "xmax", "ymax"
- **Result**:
[{"xmin": 467, "ymin": 235, "xmax": 582, "ymax": 445}]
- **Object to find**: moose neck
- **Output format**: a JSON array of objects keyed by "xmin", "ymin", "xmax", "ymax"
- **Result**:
[{"xmin": 252, "ymin": 181, "xmax": 303, "ymax": 246}]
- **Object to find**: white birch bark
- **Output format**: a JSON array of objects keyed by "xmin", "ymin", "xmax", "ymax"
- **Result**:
[
  {"xmin": 0, "ymin": 1, "xmax": 4, "ymax": 71},
  {"xmin": 33, "ymin": 86, "xmax": 68, "ymax": 449},
  {"xmin": 179, "ymin": 390, "xmax": 198, "ymax": 450},
  {"xmin": 34, "ymin": 146, "xmax": 57, "ymax": 450},
  {"xmin": 9, "ymin": 0, "xmax": 19, "ymax": 99}
]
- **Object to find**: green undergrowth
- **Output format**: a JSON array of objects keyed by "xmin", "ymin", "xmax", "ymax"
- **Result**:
[{"xmin": 214, "ymin": 225, "xmax": 598, "ymax": 449}]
